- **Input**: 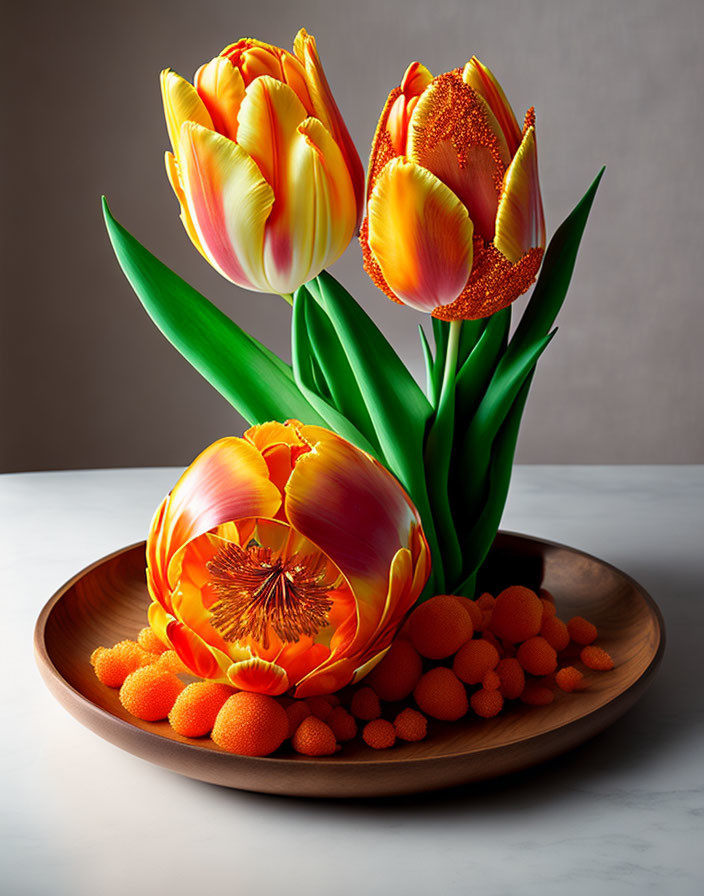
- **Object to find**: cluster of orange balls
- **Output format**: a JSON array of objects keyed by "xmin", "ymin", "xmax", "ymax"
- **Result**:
[{"xmin": 90, "ymin": 586, "xmax": 614, "ymax": 757}]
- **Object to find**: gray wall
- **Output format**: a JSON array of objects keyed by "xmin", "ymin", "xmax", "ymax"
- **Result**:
[{"xmin": 2, "ymin": 0, "xmax": 703, "ymax": 472}]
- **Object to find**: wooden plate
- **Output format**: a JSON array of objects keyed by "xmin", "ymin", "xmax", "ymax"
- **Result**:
[{"xmin": 34, "ymin": 532, "xmax": 664, "ymax": 798}]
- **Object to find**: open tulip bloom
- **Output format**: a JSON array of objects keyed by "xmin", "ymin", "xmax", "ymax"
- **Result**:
[{"xmin": 104, "ymin": 28, "xmax": 603, "ymax": 601}]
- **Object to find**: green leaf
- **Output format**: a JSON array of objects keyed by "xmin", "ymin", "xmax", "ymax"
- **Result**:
[
  {"xmin": 470, "ymin": 329, "xmax": 556, "ymax": 442},
  {"xmin": 102, "ymin": 198, "xmax": 326, "ymax": 427},
  {"xmin": 454, "ymin": 308, "xmax": 511, "ymax": 425},
  {"xmin": 424, "ymin": 320, "xmax": 463, "ymax": 586},
  {"xmin": 457, "ymin": 318, "xmax": 487, "ymax": 367},
  {"xmin": 418, "ymin": 324, "xmax": 438, "ymax": 405},
  {"xmin": 455, "ymin": 370, "xmax": 536, "ymax": 590},
  {"xmin": 507, "ymin": 167, "xmax": 605, "ymax": 363},
  {"xmin": 290, "ymin": 287, "xmax": 379, "ymax": 456},
  {"xmin": 296, "ymin": 286, "xmax": 379, "ymax": 451}
]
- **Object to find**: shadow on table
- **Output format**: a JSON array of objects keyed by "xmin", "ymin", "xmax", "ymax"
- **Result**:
[{"xmin": 192, "ymin": 558, "xmax": 702, "ymax": 817}]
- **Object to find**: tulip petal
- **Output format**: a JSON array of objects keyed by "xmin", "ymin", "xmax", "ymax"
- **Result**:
[
  {"xmin": 194, "ymin": 56, "xmax": 246, "ymax": 142},
  {"xmin": 147, "ymin": 601, "xmax": 173, "ymax": 648},
  {"xmin": 366, "ymin": 157, "xmax": 474, "ymax": 312},
  {"xmin": 226, "ymin": 658, "xmax": 290, "ymax": 695},
  {"xmin": 463, "ymin": 57, "xmax": 522, "ymax": 156},
  {"xmin": 178, "ymin": 121, "xmax": 275, "ymax": 291},
  {"xmin": 147, "ymin": 437, "xmax": 281, "ymax": 602},
  {"xmin": 236, "ymin": 76, "xmax": 356, "ymax": 292},
  {"xmin": 434, "ymin": 241, "xmax": 544, "ymax": 321},
  {"xmin": 166, "ymin": 619, "xmax": 224, "ymax": 679},
  {"xmin": 285, "ymin": 425, "xmax": 428, "ymax": 650},
  {"xmin": 293, "ymin": 28, "xmax": 365, "ymax": 224},
  {"xmin": 494, "ymin": 126, "xmax": 546, "ymax": 262},
  {"xmin": 160, "ymin": 69, "xmax": 213, "ymax": 154},
  {"xmin": 408, "ymin": 70, "xmax": 509, "ymax": 241},
  {"xmin": 164, "ymin": 151, "xmax": 209, "ymax": 261}
]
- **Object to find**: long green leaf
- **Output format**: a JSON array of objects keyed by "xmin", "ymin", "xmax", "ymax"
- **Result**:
[
  {"xmin": 454, "ymin": 308, "xmax": 511, "ymax": 425},
  {"xmin": 459, "ymin": 329, "xmax": 555, "ymax": 515},
  {"xmin": 455, "ymin": 370, "xmax": 536, "ymax": 592},
  {"xmin": 296, "ymin": 286, "xmax": 379, "ymax": 451},
  {"xmin": 418, "ymin": 325, "xmax": 438, "ymax": 405},
  {"xmin": 290, "ymin": 287, "xmax": 379, "ymax": 456},
  {"xmin": 313, "ymin": 272, "xmax": 432, "ymax": 489},
  {"xmin": 506, "ymin": 167, "xmax": 604, "ymax": 363},
  {"xmin": 103, "ymin": 198, "xmax": 325, "ymax": 427}
]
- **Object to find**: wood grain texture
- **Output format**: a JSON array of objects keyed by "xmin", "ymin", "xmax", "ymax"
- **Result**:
[{"xmin": 34, "ymin": 532, "xmax": 664, "ymax": 798}]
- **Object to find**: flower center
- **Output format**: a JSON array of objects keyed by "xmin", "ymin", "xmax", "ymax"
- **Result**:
[{"xmin": 206, "ymin": 542, "xmax": 334, "ymax": 649}]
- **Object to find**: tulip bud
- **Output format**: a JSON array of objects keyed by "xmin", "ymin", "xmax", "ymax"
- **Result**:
[
  {"xmin": 361, "ymin": 59, "xmax": 546, "ymax": 320},
  {"xmin": 161, "ymin": 30, "xmax": 364, "ymax": 297}
]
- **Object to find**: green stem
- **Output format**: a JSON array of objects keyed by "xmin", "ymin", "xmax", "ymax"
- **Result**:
[
  {"xmin": 280, "ymin": 292, "xmax": 294, "ymax": 306},
  {"xmin": 423, "ymin": 319, "xmax": 463, "ymax": 591},
  {"xmin": 438, "ymin": 320, "xmax": 462, "ymax": 414}
]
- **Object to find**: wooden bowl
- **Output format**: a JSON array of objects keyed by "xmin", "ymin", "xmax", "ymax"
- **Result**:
[{"xmin": 34, "ymin": 532, "xmax": 664, "ymax": 798}]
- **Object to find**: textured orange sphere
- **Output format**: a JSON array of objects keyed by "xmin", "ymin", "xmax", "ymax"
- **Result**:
[
  {"xmin": 414, "ymin": 667, "xmax": 468, "ymax": 720},
  {"xmin": 211, "ymin": 692, "xmax": 288, "ymax": 756},
  {"xmin": 490, "ymin": 586, "xmax": 543, "ymax": 643},
  {"xmin": 408, "ymin": 595, "xmax": 473, "ymax": 659},
  {"xmin": 366, "ymin": 639, "xmax": 423, "ymax": 701},
  {"xmin": 168, "ymin": 681, "xmax": 233, "ymax": 737}
]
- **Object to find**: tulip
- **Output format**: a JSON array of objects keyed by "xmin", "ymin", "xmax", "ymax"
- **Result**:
[
  {"xmin": 361, "ymin": 58, "xmax": 546, "ymax": 320},
  {"xmin": 145, "ymin": 421, "xmax": 430, "ymax": 697},
  {"xmin": 161, "ymin": 29, "xmax": 364, "ymax": 298}
]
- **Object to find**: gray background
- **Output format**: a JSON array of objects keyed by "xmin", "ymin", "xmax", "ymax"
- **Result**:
[{"xmin": 2, "ymin": 0, "xmax": 703, "ymax": 472}]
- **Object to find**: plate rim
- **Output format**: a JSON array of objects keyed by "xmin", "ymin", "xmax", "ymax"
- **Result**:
[{"xmin": 34, "ymin": 531, "xmax": 666, "ymax": 772}]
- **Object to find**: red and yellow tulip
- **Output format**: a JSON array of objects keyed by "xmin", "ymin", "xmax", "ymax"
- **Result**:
[
  {"xmin": 361, "ymin": 58, "xmax": 546, "ymax": 320},
  {"xmin": 161, "ymin": 29, "xmax": 364, "ymax": 297},
  {"xmin": 145, "ymin": 421, "xmax": 430, "ymax": 697}
]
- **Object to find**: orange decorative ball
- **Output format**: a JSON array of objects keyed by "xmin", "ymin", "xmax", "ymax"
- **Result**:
[
  {"xmin": 212, "ymin": 692, "xmax": 288, "ymax": 756},
  {"xmin": 306, "ymin": 696, "xmax": 335, "ymax": 721},
  {"xmin": 555, "ymin": 666, "xmax": 584, "ymax": 693},
  {"xmin": 414, "ymin": 667, "xmax": 468, "ymax": 721},
  {"xmin": 567, "ymin": 616, "xmax": 598, "ymax": 646},
  {"xmin": 350, "ymin": 686, "xmax": 382, "ymax": 721},
  {"xmin": 286, "ymin": 701, "xmax": 312, "ymax": 737},
  {"xmin": 407, "ymin": 594, "xmax": 473, "ymax": 659},
  {"xmin": 362, "ymin": 719, "xmax": 396, "ymax": 750},
  {"xmin": 393, "ymin": 708, "xmax": 428, "ymax": 742},
  {"xmin": 168, "ymin": 681, "xmax": 233, "ymax": 737},
  {"xmin": 540, "ymin": 615, "xmax": 570, "ymax": 652},
  {"xmin": 490, "ymin": 586, "xmax": 543, "ymax": 643},
  {"xmin": 137, "ymin": 627, "xmax": 169, "ymax": 655},
  {"xmin": 470, "ymin": 687, "xmax": 504, "ymax": 719},
  {"xmin": 291, "ymin": 716, "xmax": 338, "ymax": 756},
  {"xmin": 119, "ymin": 666, "xmax": 185, "ymax": 721},
  {"xmin": 452, "ymin": 595, "xmax": 484, "ymax": 630},
  {"xmin": 496, "ymin": 657, "xmax": 525, "ymax": 700},
  {"xmin": 327, "ymin": 707, "xmax": 358, "ymax": 742},
  {"xmin": 366, "ymin": 639, "xmax": 423, "ymax": 702},
  {"xmin": 452, "ymin": 638, "xmax": 500, "ymax": 685},
  {"xmin": 580, "ymin": 645, "xmax": 614, "ymax": 671},
  {"xmin": 516, "ymin": 636, "xmax": 558, "ymax": 676},
  {"xmin": 91, "ymin": 640, "xmax": 154, "ymax": 688}
]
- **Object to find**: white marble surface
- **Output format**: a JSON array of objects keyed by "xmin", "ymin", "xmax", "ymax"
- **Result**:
[{"xmin": 2, "ymin": 466, "xmax": 703, "ymax": 895}]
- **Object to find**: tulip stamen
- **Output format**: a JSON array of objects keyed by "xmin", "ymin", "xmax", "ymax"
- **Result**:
[{"xmin": 206, "ymin": 543, "xmax": 334, "ymax": 649}]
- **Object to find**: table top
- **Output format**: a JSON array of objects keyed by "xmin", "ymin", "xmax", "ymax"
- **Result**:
[{"xmin": 3, "ymin": 466, "xmax": 703, "ymax": 896}]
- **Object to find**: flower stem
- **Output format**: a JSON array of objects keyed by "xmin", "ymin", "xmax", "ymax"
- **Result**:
[
  {"xmin": 280, "ymin": 292, "xmax": 294, "ymax": 306},
  {"xmin": 437, "ymin": 320, "xmax": 462, "ymax": 414}
]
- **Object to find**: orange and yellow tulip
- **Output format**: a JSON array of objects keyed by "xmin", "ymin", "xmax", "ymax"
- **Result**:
[
  {"xmin": 361, "ymin": 58, "xmax": 546, "ymax": 320},
  {"xmin": 145, "ymin": 421, "xmax": 430, "ymax": 697},
  {"xmin": 161, "ymin": 29, "xmax": 364, "ymax": 297}
]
